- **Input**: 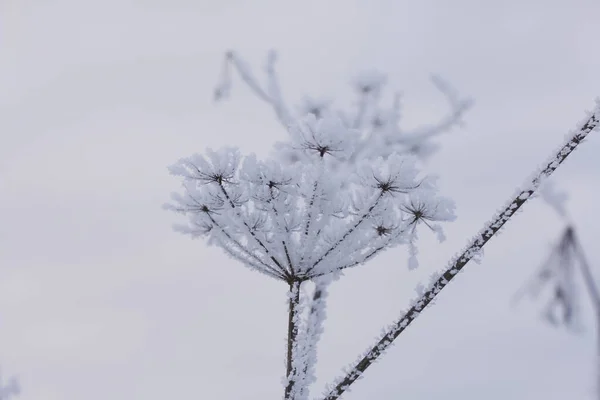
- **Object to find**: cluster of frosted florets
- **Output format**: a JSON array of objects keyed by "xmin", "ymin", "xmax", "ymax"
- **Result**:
[{"xmin": 165, "ymin": 114, "xmax": 456, "ymax": 282}]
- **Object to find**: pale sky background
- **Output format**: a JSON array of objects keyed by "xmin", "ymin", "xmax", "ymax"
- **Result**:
[{"xmin": 1, "ymin": 1, "xmax": 600, "ymax": 399}]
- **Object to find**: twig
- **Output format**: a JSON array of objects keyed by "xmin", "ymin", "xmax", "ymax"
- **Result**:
[{"xmin": 320, "ymin": 101, "xmax": 600, "ymax": 400}]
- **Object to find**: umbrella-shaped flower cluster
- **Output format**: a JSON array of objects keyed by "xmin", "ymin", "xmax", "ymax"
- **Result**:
[{"xmin": 165, "ymin": 114, "xmax": 456, "ymax": 284}]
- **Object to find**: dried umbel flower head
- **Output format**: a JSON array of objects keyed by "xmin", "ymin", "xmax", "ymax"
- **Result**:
[{"xmin": 165, "ymin": 115, "xmax": 456, "ymax": 283}]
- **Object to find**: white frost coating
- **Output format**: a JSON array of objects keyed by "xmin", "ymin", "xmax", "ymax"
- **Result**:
[
  {"xmin": 165, "ymin": 111, "xmax": 457, "ymax": 400},
  {"xmin": 165, "ymin": 108, "xmax": 458, "ymax": 400},
  {"xmin": 289, "ymin": 277, "xmax": 333, "ymax": 400},
  {"xmin": 203, "ymin": 51, "xmax": 598, "ymax": 399},
  {"xmin": 165, "ymin": 115, "xmax": 456, "ymax": 284},
  {"xmin": 320, "ymin": 101, "xmax": 600, "ymax": 400}
]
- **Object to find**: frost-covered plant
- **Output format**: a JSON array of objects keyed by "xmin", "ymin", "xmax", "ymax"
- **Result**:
[
  {"xmin": 166, "ymin": 49, "xmax": 600, "ymax": 400},
  {"xmin": 514, "ymin": 181, "xmax": 600, "ymax": 399},
  {"xmin": 212, "ymin": 52, "xmax": 472, "ymax": 398},
  {"xmin": 165, "ymin": 114, "xmax": 456, "ymax": 399}
]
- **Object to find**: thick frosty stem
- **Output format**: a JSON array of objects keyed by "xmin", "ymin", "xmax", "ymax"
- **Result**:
[
  {"xmin": 285, "ymin": 281, "xmax": 303, "ymax": 400},
  {"xmin": 320, "ymin": 103, "xmax": 600, "ymax": 400},
  {"xmin": 300, "ymin": 279, "xmax": 330, "ymax": 396}
]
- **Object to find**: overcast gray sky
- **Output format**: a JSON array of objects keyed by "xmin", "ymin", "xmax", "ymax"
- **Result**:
[{"xmin": 1, "ymin": 1, "xmax": 600, "ymax": 399}]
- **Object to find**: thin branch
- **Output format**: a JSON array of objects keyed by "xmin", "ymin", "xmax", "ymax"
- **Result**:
[
  {"xmin": 215, "ymin": 51, "xmax": 292, "ymax": 127},
  {"xmin": 402, "ymin": 75, "xmax": 472, "ymax": 142},
  {"xmin": 571, "ymin": 228, "xmax": 600, "ymax": 307},
  {"xmin": 217, "ymin": 181, "xmax": 290, "ymax": 277},
  {"xmin": 215, "ymin": 51, "xmax": 473, "ymax": 164},
  {"xmin": 264, "ymin": 50, "xmax": 293, "ymax": 127},
  {"xmin": 320, "ymin": 102, "xmax": 600, "ymax": 400},
  {"xmin": 510, "ymin": 241, "xmax": 559, "ymax": 309},
  {"xmin": 178, "ymin": 182, "xmax": 287, "ymax": 280},
  {"xmin": 308, "ymin": 222, "xmax": 410, "ymax": 280},
  {"xmin": 308, "ymin": 192, "xmax": 384, "ymax": 274},
  {"xmin": 217, "ymin": 236, "xmax": 285, "ymax": 281},
  {"xmin": 266, "ymin": 186, "xmax": 297, "ymax": 275},
  {"xmin": 208, "ymin": 214, "xmax": 287, "ymax": 280}
]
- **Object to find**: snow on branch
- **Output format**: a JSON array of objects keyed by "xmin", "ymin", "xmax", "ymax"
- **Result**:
[
  {"xmin": 319, "ymin": 101, "xmax": 600, "ymax": 400},
  {"xmin": 513, "ymin": 180, "xmax": 600, "ymax": 400}
]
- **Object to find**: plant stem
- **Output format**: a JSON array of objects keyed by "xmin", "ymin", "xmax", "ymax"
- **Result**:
[
  {"xmin": 320, "ymin": 103, "xmax": 600, "ymax": 400},
  {"xmin": 285, "ymin": 281, "xmax": 302, "ymax": 400}
]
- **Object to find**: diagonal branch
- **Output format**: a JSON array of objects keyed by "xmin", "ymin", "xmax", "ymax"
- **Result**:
[{"xmin": 320, "ymin": 101, "xmax": 600, "ymax": 400}]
